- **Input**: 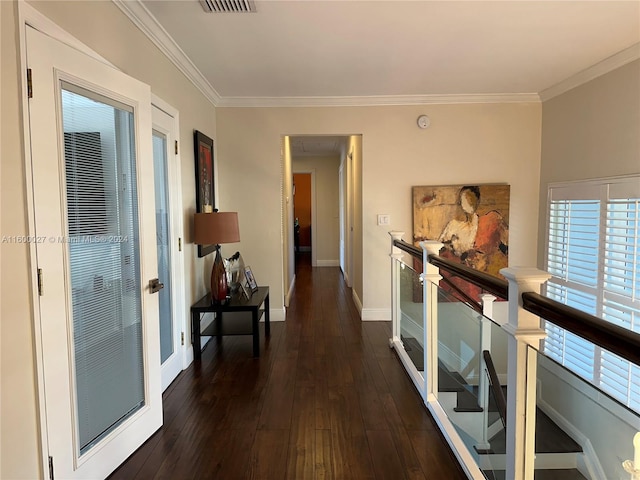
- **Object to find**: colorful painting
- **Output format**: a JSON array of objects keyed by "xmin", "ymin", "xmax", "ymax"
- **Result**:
[
  {"xmin": 413, "ymin": 184, "xmax": 510, "ymax": 300},
  {"xmin": 194, "ymin": 130, "xmax": 216, "ymax": 257}
]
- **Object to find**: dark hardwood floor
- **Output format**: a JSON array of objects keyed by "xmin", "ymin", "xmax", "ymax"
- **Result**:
[{"xmin": 109, "ymin": 253, "xmax": 467, "ymax": 479}]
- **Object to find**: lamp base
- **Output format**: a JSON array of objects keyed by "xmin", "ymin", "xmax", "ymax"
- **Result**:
[{"xmin": 210, "ymin": 245, "xmax": 229, "ymax": 304}]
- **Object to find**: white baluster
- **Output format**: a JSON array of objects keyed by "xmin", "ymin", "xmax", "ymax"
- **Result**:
[
  {"xmin": 500, "ymin": 267, "xmax": 550, "ymax": 480},
  {"xmin": 623, "ymin": 432, "xmax": 640, "ymax": 479},
  {"xmin": 389, "ymin": 231, "xmax": 405, "ymax": 348},
  {"xmin": 420, "ymin": 241, "xmax": 443, "ymax": 403},
  {"xmin": 477, "ymin": 294, "xmax": 496, "ymax": 451}
]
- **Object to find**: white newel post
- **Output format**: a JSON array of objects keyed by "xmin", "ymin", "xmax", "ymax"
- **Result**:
[
  {"xmin": 389, "ymin": 231, "xmax": 405, "ymax": 347},
  {"xmin": 623, "ymin": 432, "xmax": 640, "ymax": 479},
  {"xmin": 478, "ymin": 294, "xmax": 497, "ymax": 451},
  {"xmin": 500, "ymin": 267, "xmax": 550, "ymax": 480},
  {"xmin": 420, "ymin": 241, "xmax": 443, "ymax": 401}
]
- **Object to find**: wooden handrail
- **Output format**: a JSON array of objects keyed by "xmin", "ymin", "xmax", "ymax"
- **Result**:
[
  {"xmin": 392, "ymin": 239, "xmax": 422, "ymax": 259},
  {"xmin": 428, "ymin": 254, "xmax": 508, "ymax": 300},
  {"xmin": 521, "ymin": 292, "xmax": 640, "ymax": 366},
  {"xmin": 393, "ymin": 237, "xmax": 640, "ymax": 367},
  {"xmin": 483, "ymin": 350, "xmax": 507, "ymax": 428},
  {"xmin": 439, "ymin": 276, "xmax": 482, "ymax": 313},
  {"xmin": 393, "ymin": 239, "xmax": 508, "ymax": 299}
]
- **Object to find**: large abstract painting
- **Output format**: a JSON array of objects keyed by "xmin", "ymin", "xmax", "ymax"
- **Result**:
[{"xmin": 413, "ymin": 184, "xmax": 510, "ymax": 300}]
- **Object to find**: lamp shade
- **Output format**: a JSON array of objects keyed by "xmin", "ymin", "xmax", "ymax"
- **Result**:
[{"xmin": 194, "ymin": 212, "xmax": 240, "ymax": 245}]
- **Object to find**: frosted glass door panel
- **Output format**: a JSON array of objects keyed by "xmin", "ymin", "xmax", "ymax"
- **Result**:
[
  {"xmin": 61, "ymin": 84, "xmax": 144, "ymax": 454},
  {"xmin": 152, "ymin": 131, "xmax": 173, "ymax": 363}
]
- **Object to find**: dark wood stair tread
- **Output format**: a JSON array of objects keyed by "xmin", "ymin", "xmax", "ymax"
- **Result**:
[
  {"xmin": 483, "ymin": 469, "xmax": 588, "ymax": 480},
  {"xmin": 487, "ymin": 409, "xmax": 582, "ymax": 454}
]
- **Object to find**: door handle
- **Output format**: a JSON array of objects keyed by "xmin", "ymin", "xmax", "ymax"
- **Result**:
[{"xmin": 149, "ymin": 278, "xmax": 164, "ymax": 294}]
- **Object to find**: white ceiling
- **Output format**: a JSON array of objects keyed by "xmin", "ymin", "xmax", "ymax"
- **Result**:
[
  {"xmin": 136, "ymin": 0, "xmax": 639, "ymax": 105},
  {"xmin": 290, "ymin": 135, "xmax": 347, "ymax": 157}
]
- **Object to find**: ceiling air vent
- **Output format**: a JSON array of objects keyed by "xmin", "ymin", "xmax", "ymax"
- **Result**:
[{"xmin": 200, "ymin": 0, "xmax": 256, "ymax": 13}]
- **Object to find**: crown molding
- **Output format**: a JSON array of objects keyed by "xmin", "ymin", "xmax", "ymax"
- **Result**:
[
  {"xmin": 217, "ymin": 93, "xmax": 540, "ymax": 108},
  {"xmin": 113, "ymin": 0, "xmax": 221, "ymax": 106},
  {"xmin": 540, "ymin": 43, "xmax": 640, "ymax": 102}
]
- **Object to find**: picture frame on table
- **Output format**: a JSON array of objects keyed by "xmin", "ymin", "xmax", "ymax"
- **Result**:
[
  {"xmin": 194, "ymin": 130, "xmax": 216, "ymax": 257},
  {"xmin": 244, "ymin": 266, "xmax": 258, "ymax": 292},
  {"xmin": 240, "ymin": 281, "xmax": 252, "ymax": 300}
]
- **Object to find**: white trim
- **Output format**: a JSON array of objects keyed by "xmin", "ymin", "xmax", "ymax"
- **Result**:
[
  {"xmin": 21, "ymin": 2, "xmax": 115, "ymax": 67},
  {"xmin": 285, "ymin": 273, "xmax": 296, "ymax": 307},
  {"xmin": 352, "ymin": 289, "xmax": 363, "ymax": 316},
  {"xmin": 151, "ymin": 95, "xmax": 188, "ymax": 385},
  {"xmin": 361, "ymin": 308, "xmax": 391, "ymax": 321},
  {"xmin": 217, "ymin": 93, "xmax": 540, "ymax": 108},
  {"xmin": 316, "ymin": 259, "xmax": 339, "ymax": 267},
  {"xmin": 270, "ymin": 307, "xmax": 286, "ymax": 322},
  {"xmin": 112, "ymin": 0, "xmax": 221, "ymax": 106},
  {"xmin": 17, "ymin": 3, "xmax": 52, "ymax": 475},
  {"xmin": 540, "ymin": 43, "xmax": 640, "ymax": 102}
]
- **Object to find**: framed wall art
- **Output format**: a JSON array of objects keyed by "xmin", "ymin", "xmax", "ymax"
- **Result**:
[
  {"xmin": 194, "ymin": 130, "xmax": 216, "ymax": 257},
  {"xmin": 413, "ymin": 184, "xmax": 510, "ymax": 301}
]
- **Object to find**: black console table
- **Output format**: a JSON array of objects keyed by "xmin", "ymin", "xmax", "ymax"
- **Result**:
[{"xmin": 191, "ymin": 286, "xmax": 270, "ymax": 359}]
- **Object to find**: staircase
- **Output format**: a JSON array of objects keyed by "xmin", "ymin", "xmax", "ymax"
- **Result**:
[
  {"xmin": 437, "ymin": 361, "xmax": 587, "ymax": 480},
  {"xmin": 400, "ymin": 334, "xmax": 590, "ymax": 479}
]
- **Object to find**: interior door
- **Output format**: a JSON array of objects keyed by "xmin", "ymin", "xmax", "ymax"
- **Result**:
[
  {"xmin": 152, "ymin": 103, "xmax": 184, "ymax": 391},
  {"xmin": 27, "ymin": 26, "xmax": 162, "ymax": 479}
]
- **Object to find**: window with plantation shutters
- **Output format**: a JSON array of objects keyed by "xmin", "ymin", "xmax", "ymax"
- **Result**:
[{"xmin": 544, "ymin": 175, "xmax": 640, "ymax": 411}]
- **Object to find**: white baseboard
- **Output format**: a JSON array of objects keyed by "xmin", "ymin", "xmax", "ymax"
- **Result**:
[
  {"xmin": 317, "ymin": 259, "xmax": 339, "ymax": 267},
  {"xmin": 269, "ymin": 307, "xmax": 286, "ymax": 322},
  {"xmin": 285, "ymin": 274, "xmax": 296, "ymax": 307},
  {"xmin": 352, "ymin": 289, "xmax": 363, "ymax": 316},
  {"xmin": 362, "ymin": 308, "xmax": 391, "ymax": 321}
]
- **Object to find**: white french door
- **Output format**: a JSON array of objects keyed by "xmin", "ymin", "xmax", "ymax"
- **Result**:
[
  {"xmin": 152, "ymin": 102, "xmax": 185, "ymax": 391},
  {"xmin": 27, "ymin": 26, "xmax": 162, "ymax": 479}
]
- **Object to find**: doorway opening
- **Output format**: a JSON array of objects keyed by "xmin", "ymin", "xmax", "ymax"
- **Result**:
[
  {"xmin": 282, "ymin": 135, "xmax": 359, "ymax": 308},
  {"xmin": 293, "ymin": 172, "xmax": 313, "ymax": 268}
]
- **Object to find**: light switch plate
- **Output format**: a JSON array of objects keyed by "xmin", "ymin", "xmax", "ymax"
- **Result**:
[{"xmin": 377, "ymin": 214, "xmax": 390, "ymax": 226}]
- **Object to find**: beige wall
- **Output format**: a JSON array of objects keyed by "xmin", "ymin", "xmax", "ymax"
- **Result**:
[
  {"xmin": 538, "ymin": 59, "xmax": 640, "ymax": 265},
  {"xmin": 1, "ymin": 2, "xmax": 43, "ymax": 478},
  {"xmin": 350, "ymin": 134, "xmax": 364, "ymax": 310},
  {"xmin": 282, "ymin": 136, "xmax": 295, "ymax": 304},
  {"xmin": 2, "ymin": 1, "xmax": 217, "ymax": 477},
  {"xmin": 217, "ymin": 103, "xmax": 542, "ymax": 320},
  {"xmin": 293, "ymin": 155, "xmax": 341, "ymax": 265}
]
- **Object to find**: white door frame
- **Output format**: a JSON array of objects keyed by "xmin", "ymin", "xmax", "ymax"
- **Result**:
[
  {"xmin": 17, "ymin": 3, "xmax": 123, "ymax": 474},
  {"xmin": 151, "ymin": 95, "xmax": 188, "ymax": 389},
  {"xmin": 17, "ymin": 4, "xmax": 168, "ymax": 475}
]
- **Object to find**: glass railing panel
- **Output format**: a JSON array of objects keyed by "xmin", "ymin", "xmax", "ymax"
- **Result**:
[
  {"xmin": 531, "ymin": 343, "xmax": 640, "ymax": 480},
  {"xmin": 436, "ymin": 285, "xmax": 510, "ymax": 479},
  {"xmin": 399, "ymin": 260, "xmax": 424, "ymax": 374}
]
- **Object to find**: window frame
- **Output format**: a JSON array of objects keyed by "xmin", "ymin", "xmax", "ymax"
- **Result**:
[{"xmin": 543, "ymin": 174, "xmax": 640, "ymax": 412}]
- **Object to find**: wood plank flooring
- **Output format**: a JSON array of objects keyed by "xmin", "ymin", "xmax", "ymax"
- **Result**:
[{"xmin": 109, "ymin": 253, "xmax": 467, "ymax": 479}]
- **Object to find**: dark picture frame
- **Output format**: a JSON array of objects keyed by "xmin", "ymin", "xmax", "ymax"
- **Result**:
[
  {"xmin": 244, "ymin": 266, "xmax": 258, "ymax": 292},
  {"xmin": 194, "ymin": 130, "xmax": 216, "ymax": 257}
]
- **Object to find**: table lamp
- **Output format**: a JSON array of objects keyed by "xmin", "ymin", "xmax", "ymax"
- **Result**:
[{"xmin": 194, "ymin": 210, "xmax": 240, "ymax": 303}]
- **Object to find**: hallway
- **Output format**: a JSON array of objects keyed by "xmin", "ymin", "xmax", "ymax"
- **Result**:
[{"xmin": 110, "ymin": 254, "xmax": 466, "ymax": 479}]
